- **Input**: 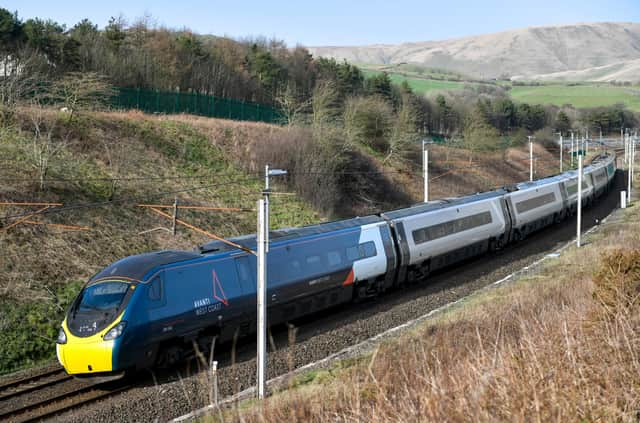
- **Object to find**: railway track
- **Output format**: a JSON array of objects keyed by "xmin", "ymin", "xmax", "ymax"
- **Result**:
[
  {"xmin": 0, "ymin": 367, "xmax": 130, "ymax": 422},
  {"xmin": 0, "ymin": 367, "xmax": 70, "ymax": 401}
]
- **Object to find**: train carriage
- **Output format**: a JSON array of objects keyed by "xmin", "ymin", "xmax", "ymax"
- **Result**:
[
  {"xmin": 562, "ymin": 170, "xmax": 595, "ymax": 214},
  {"xmin": 504, "ymin": 177, "xmax": 565, "ymax": 240},
  {"xmin": 381, "ymin": 190, "xmax": 510, "ymax": 284},
  {"xmin": 585, "ymin": 165, "xmax": 609, "ymax": 198}
]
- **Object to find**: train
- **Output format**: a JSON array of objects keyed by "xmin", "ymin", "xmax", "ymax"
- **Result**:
[{"xmin": 56, "ymin": 152, "xmax": 617, "ymax": 377}]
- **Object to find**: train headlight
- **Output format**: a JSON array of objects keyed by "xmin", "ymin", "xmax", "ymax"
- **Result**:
[
  {"xmin": 57, "ymin": 327, "xmax": 67, "ymax": 344},
  {"xmin": 103, "ymin": 321, "xmax": 127, "ymax": 341}
]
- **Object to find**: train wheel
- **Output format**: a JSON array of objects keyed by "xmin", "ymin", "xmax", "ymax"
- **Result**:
[
  {"xmin": 157, "ymin": 345, "xmax": 184, "ymax": 368},
  {"xmin": 489, "ymin": 238, "xmax": 497, "ymax": 252},
  {"xmin": 513, "ymin": 230, "xmax": 523, "ymax": 243}
]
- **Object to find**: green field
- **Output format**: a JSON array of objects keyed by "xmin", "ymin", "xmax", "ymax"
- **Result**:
[
  {"xmin": 363, "ymin": 63, "xmax": 640, "ymax": 111},
  {"xmin": 510, "ymin": 84, "xmax": 640, "ymax": 111},
  {"xmin": 387, "ymin": 73, "xmax": 467, "ymax": 93},
  {"xmin": 358, "ymin": 62, "xmax": 471, "ymax": 81},
  {"xmin": 362, "ymin": 70, "xmax": 468, "ymax": 94}
]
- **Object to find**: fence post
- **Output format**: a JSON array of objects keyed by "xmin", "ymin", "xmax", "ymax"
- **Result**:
[{"xmin": 172, "ymin": 197, "xmax": 178, "ymax": 236}]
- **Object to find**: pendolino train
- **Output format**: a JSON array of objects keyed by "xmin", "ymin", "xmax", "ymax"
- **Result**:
[{"xmin": 56, "ymin": 152, "xmax": 617, "ymax": 377}]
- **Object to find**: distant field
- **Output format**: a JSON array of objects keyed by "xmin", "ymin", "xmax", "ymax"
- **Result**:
[
  {"xmin": 358, "ymin": 62, "xmax": 471, "ymax": 81},
  {"xmin": 510, "ymin": 84, "xmax": 640, "ymax": 111},
  {"xmin": 362, "ymin": 69, "xmax": 468, "ymax": 94}
]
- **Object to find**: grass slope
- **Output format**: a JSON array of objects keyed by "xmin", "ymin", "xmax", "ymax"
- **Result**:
[
  {"xmin": 361, "ymin": 69, "xmax": 469, "ymax": 94},
  {"xmin": 510, "ymin": 84, "xmax": 640, "ymax": 111}
]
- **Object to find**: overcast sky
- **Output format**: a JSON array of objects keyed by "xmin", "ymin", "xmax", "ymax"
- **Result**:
[{"xmin": 4, "ymin": 0, "xmax": 640, "ymax": 46}]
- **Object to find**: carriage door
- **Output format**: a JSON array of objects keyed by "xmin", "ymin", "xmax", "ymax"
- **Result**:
[{"xmin": 234, "ymin": 255, "xmax": 257, "ymax": 335}]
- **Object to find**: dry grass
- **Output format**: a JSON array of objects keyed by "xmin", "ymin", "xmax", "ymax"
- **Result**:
[{"xmin": 227, "ymin": 188, "xmax": 640, "ymax": 422}]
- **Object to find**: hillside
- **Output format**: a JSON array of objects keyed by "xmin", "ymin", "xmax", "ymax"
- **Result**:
[
  {"xmin": 515, "ymin": 58, "xmax": 640, "ymax": 82},
  {"xmin": 308, "ymin": 22, "xmax": 640, "ymax": 81}
]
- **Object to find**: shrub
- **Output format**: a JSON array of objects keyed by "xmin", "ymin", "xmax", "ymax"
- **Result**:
[{"xmin": 343, "ymin": 96, "xmax": 393, "ymax": 153}]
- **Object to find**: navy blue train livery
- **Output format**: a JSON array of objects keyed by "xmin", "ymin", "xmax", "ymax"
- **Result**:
[{"xmin": 56, "ymin": 153, "xmax": 617, "ymax": 376}]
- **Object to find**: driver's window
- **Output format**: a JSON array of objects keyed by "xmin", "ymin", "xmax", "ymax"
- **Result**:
[{"xmin": 148, "ymin": 276, "xmax": 163, "ymax": 301}]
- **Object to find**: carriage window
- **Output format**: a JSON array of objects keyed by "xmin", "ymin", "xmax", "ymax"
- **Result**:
[
  {"xmin": 346, "ymin": 246, "xmax": 359, "ymax": 261},
  {"xmin": 327, "ymin": 251, "xmax": 342, "ymax": 267},
  {"xmin": 235, "ymin": 256, "xmax": 254, "ymax": 291},
  {"xmin": 412, "ymin": 211, "xmax": 493, "ymax": 245},
  {"xmin": 148, "ymin": 277, "xmax": 162, "ymax": 301},
  {"xmin": 289, "ymin": 259, "xmax": 302, "ymax": 275},
  {"xmin": 305, "ymin": 255, "xmax": 323, "ymax": 273},
  {"xmin": 515, "ymin": 192, "xmax": 556, "ymax": 213},
  {"xmin": 360, "ymin": 241, "xmax": 377, "ymax": 258},
  {"xmin": 346, "ymin": 242, "xmax": 377, "ymax": 261}
]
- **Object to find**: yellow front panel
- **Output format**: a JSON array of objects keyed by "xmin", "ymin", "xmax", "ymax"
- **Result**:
[{"xmin": 57, "ymin": 314, "xmax": 122, "ymax": 374}]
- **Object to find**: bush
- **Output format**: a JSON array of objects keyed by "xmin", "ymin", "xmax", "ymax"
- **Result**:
[
  {"xmin": 462, "ymin": 113, "xmax": 501, "ymax": 153},
  {"xmin": 0, "ymin": 281, "xmax": 83, "ymax": 374},
  {"xmin": 343, "ymin": 96, "xmax": 393, "ymax": 153},
  {"xmin": 593, "ymin": 249, "xmax": 640, "ymax": 311}
]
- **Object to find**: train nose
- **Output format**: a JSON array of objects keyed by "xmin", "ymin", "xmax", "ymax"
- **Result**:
[{"xmin": 56, "ymin": 320, "xmax": 118, "ymax": 374}]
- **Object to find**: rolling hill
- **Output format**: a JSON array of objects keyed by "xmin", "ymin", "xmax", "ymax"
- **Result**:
[{"xmin": 307, "ymin": 22, "xmax": 640, "ymax": 82}]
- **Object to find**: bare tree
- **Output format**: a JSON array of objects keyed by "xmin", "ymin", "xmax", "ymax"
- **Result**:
[
  {"xmin": 343, "ymin": 95, "xmax": 393, "ymax": 153},
  {"xmin": 274, "ymin": 85, "xmax": 311, "ymax": 128},
  {"xmin": 311, "ymin": 80, "xmax": 339, "ymax": 129},
  {"xmin": 52, "ymin": 72, "xmax": 114, "ymax": 120},
  {"xmin": 28, "ymin": 103, "xmax": 67, "ymax": 190},
  {"xmin": 385, "ymin": 96, "xmax": 420, "ymax": 164},
  {"xmin": 99, "ymin": 135, "xmax": 128, "ymax": 200},
  {"xmin": 0, "ymin": 51, "xmax": 45, "ymax": 120}
]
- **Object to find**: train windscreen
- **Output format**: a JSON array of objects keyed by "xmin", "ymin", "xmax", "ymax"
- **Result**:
[
  {"xmin": 78, "ymin": 282, "xmax": 129, "ymax": 312},
  {"xmin": 67, "ymin": 281, "xmax": 132, "ymax": 337}
]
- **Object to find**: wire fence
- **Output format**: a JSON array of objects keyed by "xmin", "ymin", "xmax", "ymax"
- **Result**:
[{"xmin": 111, "ymin": 87, "xmax": 284, "ymax": 124}]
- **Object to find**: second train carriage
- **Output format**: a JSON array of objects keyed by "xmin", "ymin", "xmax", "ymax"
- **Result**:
[{"xmin": 381, "ymin": 190, "xmax": 510, "ymax": 283}]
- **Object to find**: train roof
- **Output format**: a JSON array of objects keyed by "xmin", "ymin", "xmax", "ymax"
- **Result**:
[
  {"xmin": 198, "ymin": 214, "xmax": 383, "ymax": 254},
  {"xmin": 89, "ymin": 250, "xmax": 200, "ymax": 283},
  {"xmin": 516, "ymin": 172, "xmax": 569, "ymax": 189},
  {"xmin": 381, "ymin": 189, "xmax": 508, "ymax": 220},
  {"xmin": 516, "ymin": 152, "xmax": 613, "ymax": 189},
  {"xmin": 589, "ymin": 152, "xmax": 614, "ymax": 167}
]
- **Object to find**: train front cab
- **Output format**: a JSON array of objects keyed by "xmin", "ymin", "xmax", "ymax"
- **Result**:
[{"xmin": 56, "ymin": 279, "xmax": 137, "ymax": 376}]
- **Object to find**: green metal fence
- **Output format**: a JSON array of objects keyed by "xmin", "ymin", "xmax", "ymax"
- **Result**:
[{"xmin": 112, "ymin": 87, "xmax": 283, "ymax": 124}]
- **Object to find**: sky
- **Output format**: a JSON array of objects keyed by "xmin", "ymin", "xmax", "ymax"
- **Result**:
[{"xmin": 4, "ymin": 0, "xmax": 640, "ymax": 46}]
